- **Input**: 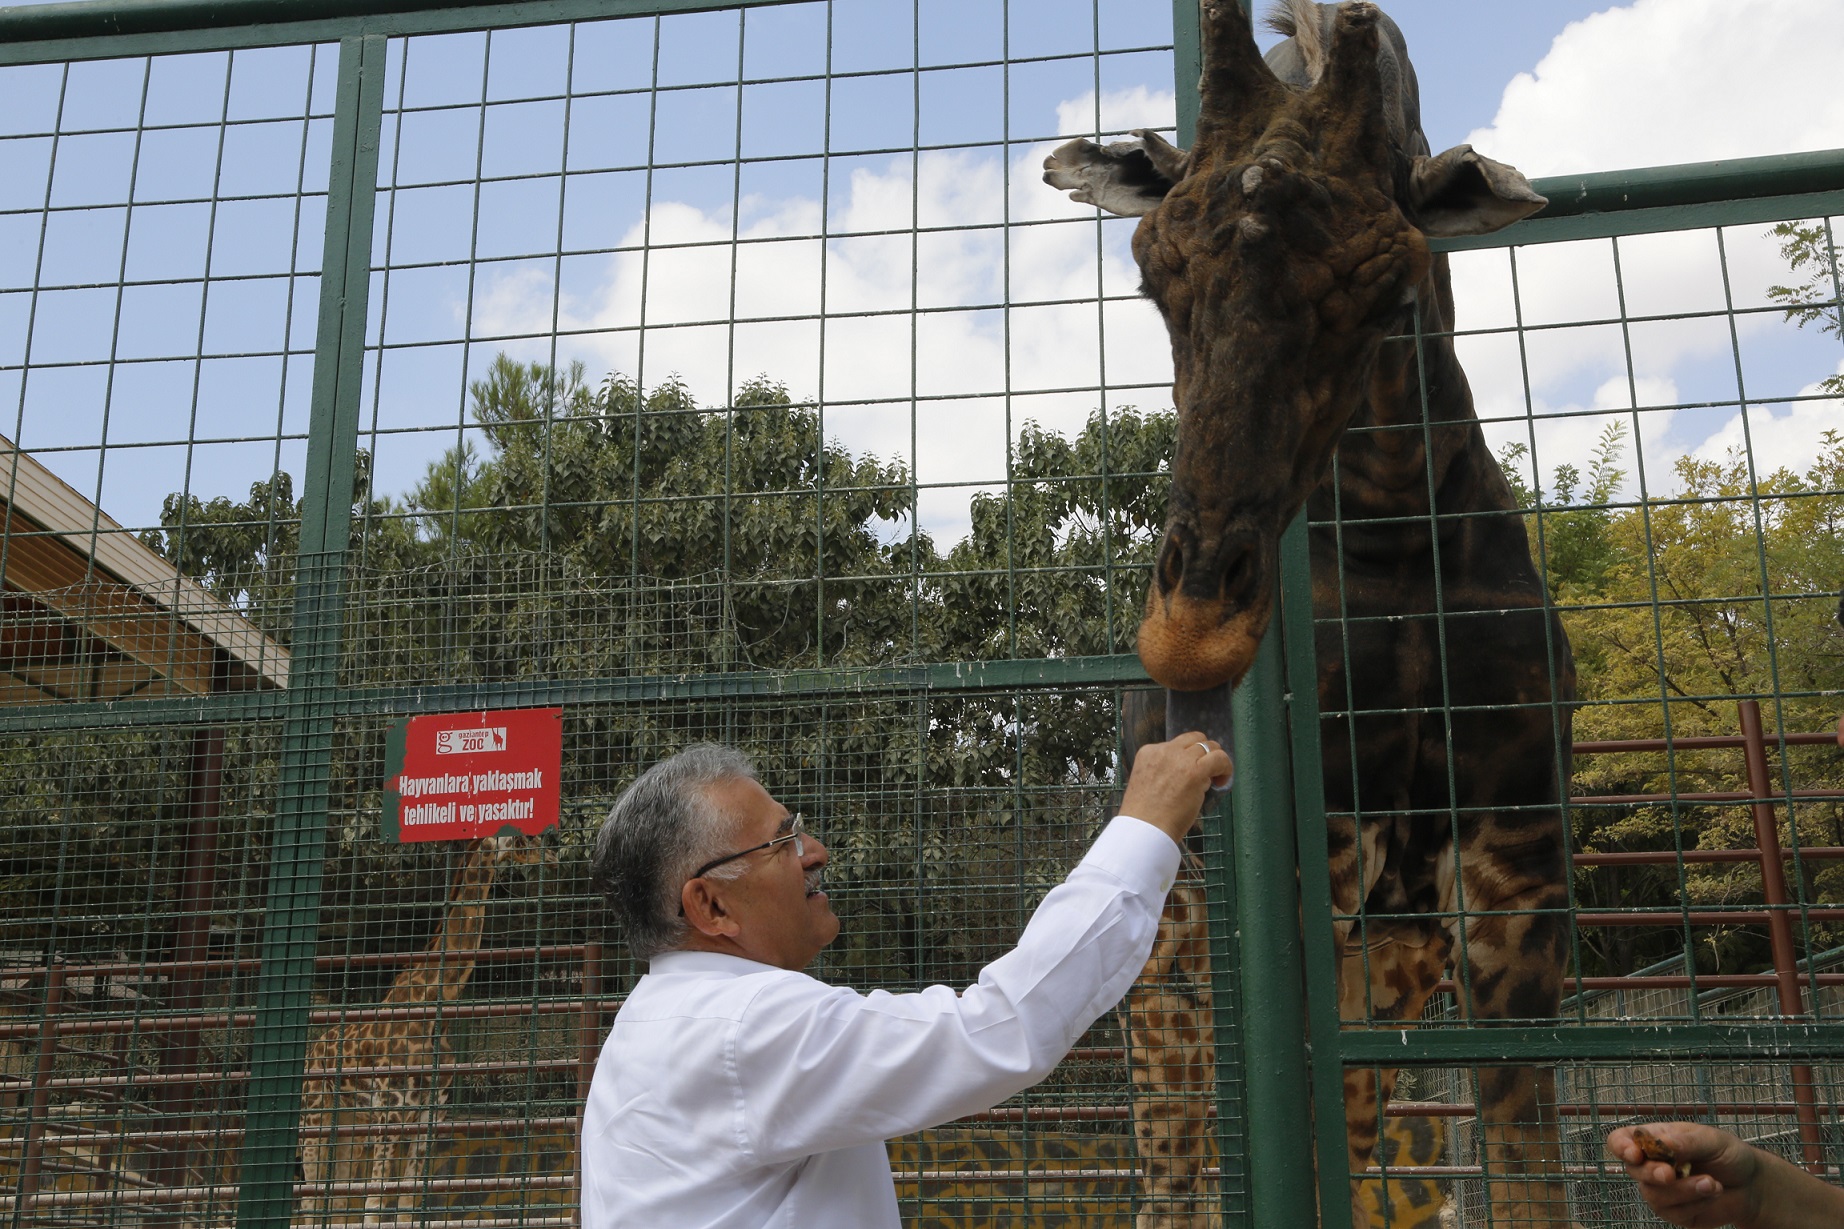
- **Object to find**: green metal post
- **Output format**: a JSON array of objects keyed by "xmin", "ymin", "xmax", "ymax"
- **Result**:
[
  {"xmin": 235, "ymin": 32, "xmax": 385, "ymax": 1229},
  {"xmin": 1230, "ymin": 519, "xmax": 1318, "ymax": 1229},
  {"xmin": 1280, "ymin": 515, "xmax": 1356, "ymax": 1229},
  {"xmin": 1201, "ymin": 776, "xmax": 1249, "ymax": 1221},
  {"xmin": 1170, "ymin": 0, "xmax": 1203, "ymax": 146}
]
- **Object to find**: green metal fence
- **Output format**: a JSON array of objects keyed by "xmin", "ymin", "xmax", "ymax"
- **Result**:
[{"xmin": 0, "ymin": 1, "xmax": 1840, "ymax": 1227}]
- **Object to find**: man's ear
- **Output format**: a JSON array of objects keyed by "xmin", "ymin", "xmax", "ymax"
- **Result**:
[
  {"xmin": 681, "ymin": 878, "xmax": 740, "ymax": 939},
  {"xmin": 1409, "ymin": 144, "xmax": 1546, "ymax": 238}
]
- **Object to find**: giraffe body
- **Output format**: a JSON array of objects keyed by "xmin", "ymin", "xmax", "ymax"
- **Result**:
[
  {"xmin": 299, "ymin": 833, "xmax": 548, "ymax": 1224},
  {"xmin": 1055, "ymin": 4, "xmax": 1574, "ymax": 1225}
]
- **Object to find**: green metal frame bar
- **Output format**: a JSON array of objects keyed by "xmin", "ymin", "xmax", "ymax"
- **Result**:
[
  {"xmin": 233, "ymin": 32, "xmax": 385, "ymax": 1229},
  {"xmin": 1229, "ymin": 614, "xmax": 1318, "ymax": 1228},
  {"xmin": 1281, "ymin": 516, "xmax": 1354, "ymax": 1229},
  {"xmin": 0, "ymin": 654, "xmax": 1158, "ymax": 735},
  {"xmin": 1340, "ymin": 1022, "xmax": 1844, "ymax": 1064},
  {"xmin": 1199, "ymin": 785, "xmax": 1250, "ymax": 1220},
  {"xmin": 1, "ymin": 3, "xmax": 1840, "ymax": 1226},
  {"xmin": 1169, "ymin": 0, "xmax": 1202, "ymax": 147},
  {"xmin": 0, "ymin": 0, "xmax": 811, "ymax": 62},
  {"xmin": 1439, "ymin": 151, "xmax": 1844, "ymax": 250}
]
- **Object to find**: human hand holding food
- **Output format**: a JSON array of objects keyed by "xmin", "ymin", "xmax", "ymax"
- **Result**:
[
  {"xmin": 1607, "ymin": 1122, "xmax": 1844, "ymax": 1229},
  {"xmin": 1119, "ymin": 732, "xmax": 1232, "ymax": 849}
]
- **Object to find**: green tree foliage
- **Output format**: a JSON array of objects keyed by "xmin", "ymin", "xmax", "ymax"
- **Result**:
[
  {"xmin": 920, "ymin": 409, "xmax": 1172, "ymax": 802},
  {"xmin": 136, "ymin": 450, "xmax": 426, "ymax": 645},
  {"xmin": 388, "ymin": 355, "xmax": 917, "ymax": 670},
  {"xmin": 124, "ymin": 332, "xmax": 1844, "ymax": 993},
  {"xmin": 0, "ymin": 726, "xmax": 278, "ymax": 958},
  {"xmin": 136, "ymin": 470, "xmax": 299, "ymax": 633},
  {"xmin": 116, "ymin": 355, "xmax": 1176, "ymax": 997},
  {"xmin": 1500, "ymin": 420, "xmax": 1630, "ymax": 599},
  {"xmin": 1506, "ymin": 423, "xmax": 1844, "ymax": 978},
  {"xmin": 1767, "ymin": 220, "xmax": 1844, "ymax": 398}
]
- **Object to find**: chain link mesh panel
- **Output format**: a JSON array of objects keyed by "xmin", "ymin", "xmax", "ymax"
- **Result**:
[{"xmin": 0, "ymin": 3, "xmax": 1840, "ymax": 1228}]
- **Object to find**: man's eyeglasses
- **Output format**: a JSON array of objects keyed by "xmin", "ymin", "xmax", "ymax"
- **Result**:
[{"xmin": 687, "ymin": 813, "xmax": 806, "ymax": 882}]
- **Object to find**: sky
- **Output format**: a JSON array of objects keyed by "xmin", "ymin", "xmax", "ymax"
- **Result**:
[{"xmin": 1, "ymin": 0, "xmax": 1841, "ymax": 548}]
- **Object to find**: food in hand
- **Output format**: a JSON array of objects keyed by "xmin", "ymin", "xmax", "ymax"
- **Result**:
[{"xmin": 1631, "ymin": 1126, "xmax": 1694, "ymax": 1178}]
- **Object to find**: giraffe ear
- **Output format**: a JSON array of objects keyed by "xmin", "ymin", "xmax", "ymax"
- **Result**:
[
  {"xmin": 1409, "ymin": 145, "xmax": 1546, "ymax": 238},
  {"xmin": 1043, "ymin": 132, "xmax": 1188, "ymax": 217}
]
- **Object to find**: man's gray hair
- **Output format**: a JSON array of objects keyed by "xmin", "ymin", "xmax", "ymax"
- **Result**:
[{"xmin": 590, "ymin": 743, "xmax": 757, "ymax": 961}]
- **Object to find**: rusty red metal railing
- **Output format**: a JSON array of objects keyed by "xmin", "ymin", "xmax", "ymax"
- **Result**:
[
  {"xmin": 0, "ymin": 941, "xmax": 612, "ymax": 1220},
  {"xmin": 1737, "ymin": 699, "xmax": 1829, "ymax": 1170},
  {"xmin": 1560, "ymin": 699, "xmax": 1837, "ymax": 1171},
  {"xmin": 147, "ymin": 726, "xmax": 227, "ymax": 1213},
  {"xmin": 12, "ymin": 963, "xmax": 64, "ymax": 1206}
]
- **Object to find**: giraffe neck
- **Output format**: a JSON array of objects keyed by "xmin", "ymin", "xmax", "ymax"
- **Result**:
[{"xmin": 382, "ymin": 842, "xmax": 501, "ymax": 1006}]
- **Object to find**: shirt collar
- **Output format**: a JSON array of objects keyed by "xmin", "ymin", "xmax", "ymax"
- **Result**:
[{"xmin": 647, "ymin": 949, "xmax": 785, "ymax": 977}]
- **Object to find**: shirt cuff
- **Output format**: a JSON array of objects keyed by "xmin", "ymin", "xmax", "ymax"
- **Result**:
[{"xmin": 1088, "ymin": 814, "xmax": 1186, "ymax": 899}]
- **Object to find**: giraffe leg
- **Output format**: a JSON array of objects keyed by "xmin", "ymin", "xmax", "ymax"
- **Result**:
[
  {"xmin": 1118, "ymin": 689, "xmax": 1218, "ymax": 1226},
  {"xmin": 400, "ymin": 1129, "xmax": 429, "ymax": 1217},
  {"xmin": 1327, "ymin": 814, "xmax": 1456, "ymax": 1228},
  {"xmin": 307, "ymin": 1094, "xmax": 366, "ymax": 1223},
  {"xmin": 296, "ymin": 1064, "xmax": 334, "ymax": 1225},
  {"xmin": 1124, "ymin": 870, "xmax": 1219, "ymax": 1228},
  {"xmin": 1449, "ymin": 819, "xmax": 1576, "ymax": 1229},
  {"xmin": 363, "ymin": 1100, "xmax": 404, "ymax": 1229},
  {"xmin": 1124, "ymin": 990, "xmax": 1218, "ymax": 1227},
  {"xmin": 298, "ymin": 1127, "xmax": 326, "ymax": 1223},
  {"xmin": 399, "ymin": 1082, "xmax": 446, "ymax": 1217},
  {"xmin": 1339, "ymin": 919, "xmax": 1452, "ymax": 1227}
]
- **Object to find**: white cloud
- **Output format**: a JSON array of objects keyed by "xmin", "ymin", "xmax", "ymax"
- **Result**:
[
  {"xmin": 1691, "ymin": 359, "xmax": 1844, "ymax": 480},
  {"xmin": 1480, "ymin": 372, "xmax": 1690, "ymax": 504},
  {"xmin": 459, "ymin": 85, "xmax": 1180, "ymax": 542},
  {"xmin": 457, "ymin": 6, "xmax": 1841, "ymax": 539},
  {"xmin": 1054, "ymin": 86, "xmax": 1176, "ymax": 149},
  {"xmin": 1450, "ymin": 0, "xmax": 1844, "ymax": 495},
  {"xmin": 1466, "ymin": 0, "xmax": 1844, "ymax": 178}
]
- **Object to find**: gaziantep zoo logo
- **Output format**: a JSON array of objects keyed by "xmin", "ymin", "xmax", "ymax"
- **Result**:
[{"xmin": 436, "ymin": 727, "xmax": 507, "ymax": 755}]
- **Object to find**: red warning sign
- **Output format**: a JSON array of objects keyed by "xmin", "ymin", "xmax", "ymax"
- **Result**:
[{"xmin": 382, "ymin": 708, "xmax": 562, "ymax": 843}]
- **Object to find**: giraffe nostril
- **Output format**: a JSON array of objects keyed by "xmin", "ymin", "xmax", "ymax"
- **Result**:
[
  {"xmin": 1217, "ymin": 546, "xmax": 1257, "ymax": 608},
  {"xmin": 1157, "ymin": 533, "xmax": 1186, "ymax": 595}
]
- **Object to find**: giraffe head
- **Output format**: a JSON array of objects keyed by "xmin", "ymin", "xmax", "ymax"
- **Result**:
[
  {"xmin": 472, "ymin": 829, "xmax": 557, "ymax": 875},
  {"xmin": 1043, "ymin": 1, "xmax": 1543, "ymax": 691}
]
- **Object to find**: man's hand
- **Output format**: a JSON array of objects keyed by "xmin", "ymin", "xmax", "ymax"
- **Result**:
[
  {"xmin": 1608, "ymin": 1122, "xmax": 1763, "ymax": 1227},
  {"xmin": 1608, "ymin": 1121, "xmax": 1844, "ymax": 1228},
  {"xmin": 1119, "ymin": 732, "xmax": 1232, "ymax": 848}
]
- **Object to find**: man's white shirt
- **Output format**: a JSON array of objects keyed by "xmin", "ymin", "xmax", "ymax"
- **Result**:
[{"xmin": 579, "ymin": 814, "xmax": 1182, "ymax": 1228}]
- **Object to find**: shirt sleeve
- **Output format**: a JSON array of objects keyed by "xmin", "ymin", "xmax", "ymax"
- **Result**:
[{"xmin": 732, "ymin": 815, "xmax": 1182, "ymax": 1164}]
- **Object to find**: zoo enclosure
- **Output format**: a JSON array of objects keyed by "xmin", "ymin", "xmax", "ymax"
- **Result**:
[{"xmin": 0, "ymin": 1, "xmax": 1841, "ymax": 1228}]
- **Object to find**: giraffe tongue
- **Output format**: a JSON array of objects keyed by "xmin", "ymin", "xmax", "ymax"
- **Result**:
[{"xmin": 1166, "ymin": 684, "xmax": 1236, "ymax": 795}]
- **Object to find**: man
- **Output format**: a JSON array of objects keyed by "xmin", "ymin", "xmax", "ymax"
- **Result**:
[
  {"xmin": 1608, "ymin": 1122, "xmax": 1844, "ymax": 1228},
  {"xmin": 581, "ymin": 733, "xmax": 1231, "ymax": 1228}
]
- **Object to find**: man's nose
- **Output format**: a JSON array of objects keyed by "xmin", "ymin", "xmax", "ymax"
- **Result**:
[{"xmin": 803, "ymin": 835, "xmax": 828, "ymax": 869}]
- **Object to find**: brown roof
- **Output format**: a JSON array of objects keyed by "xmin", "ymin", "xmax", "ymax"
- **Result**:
[{"xmin": 0, "ymin": 436, "xmax": 290, "ymax": 702}]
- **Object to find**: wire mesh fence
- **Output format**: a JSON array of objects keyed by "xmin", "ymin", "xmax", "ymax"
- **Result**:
[
  {"xmin": 1307, "ymin": 206, "xmax": 1844, "ymax": 1222},
  {"xmin": 0, "ymin": 0, "xmax": 1840, "ymax": 1227}
]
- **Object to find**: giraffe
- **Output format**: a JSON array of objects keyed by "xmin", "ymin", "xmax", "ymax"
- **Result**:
[
  {"xmin": 1053, "ymin": 3, "xmax": 1575, "ymax": 1226},
  {"xmin": 298, "ymin": 832, "xmax": 551, "ymax": 1224},
  {"xmin": 1113, "ymin": 691, "xmax": 1219, "ymax": 1226}
]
